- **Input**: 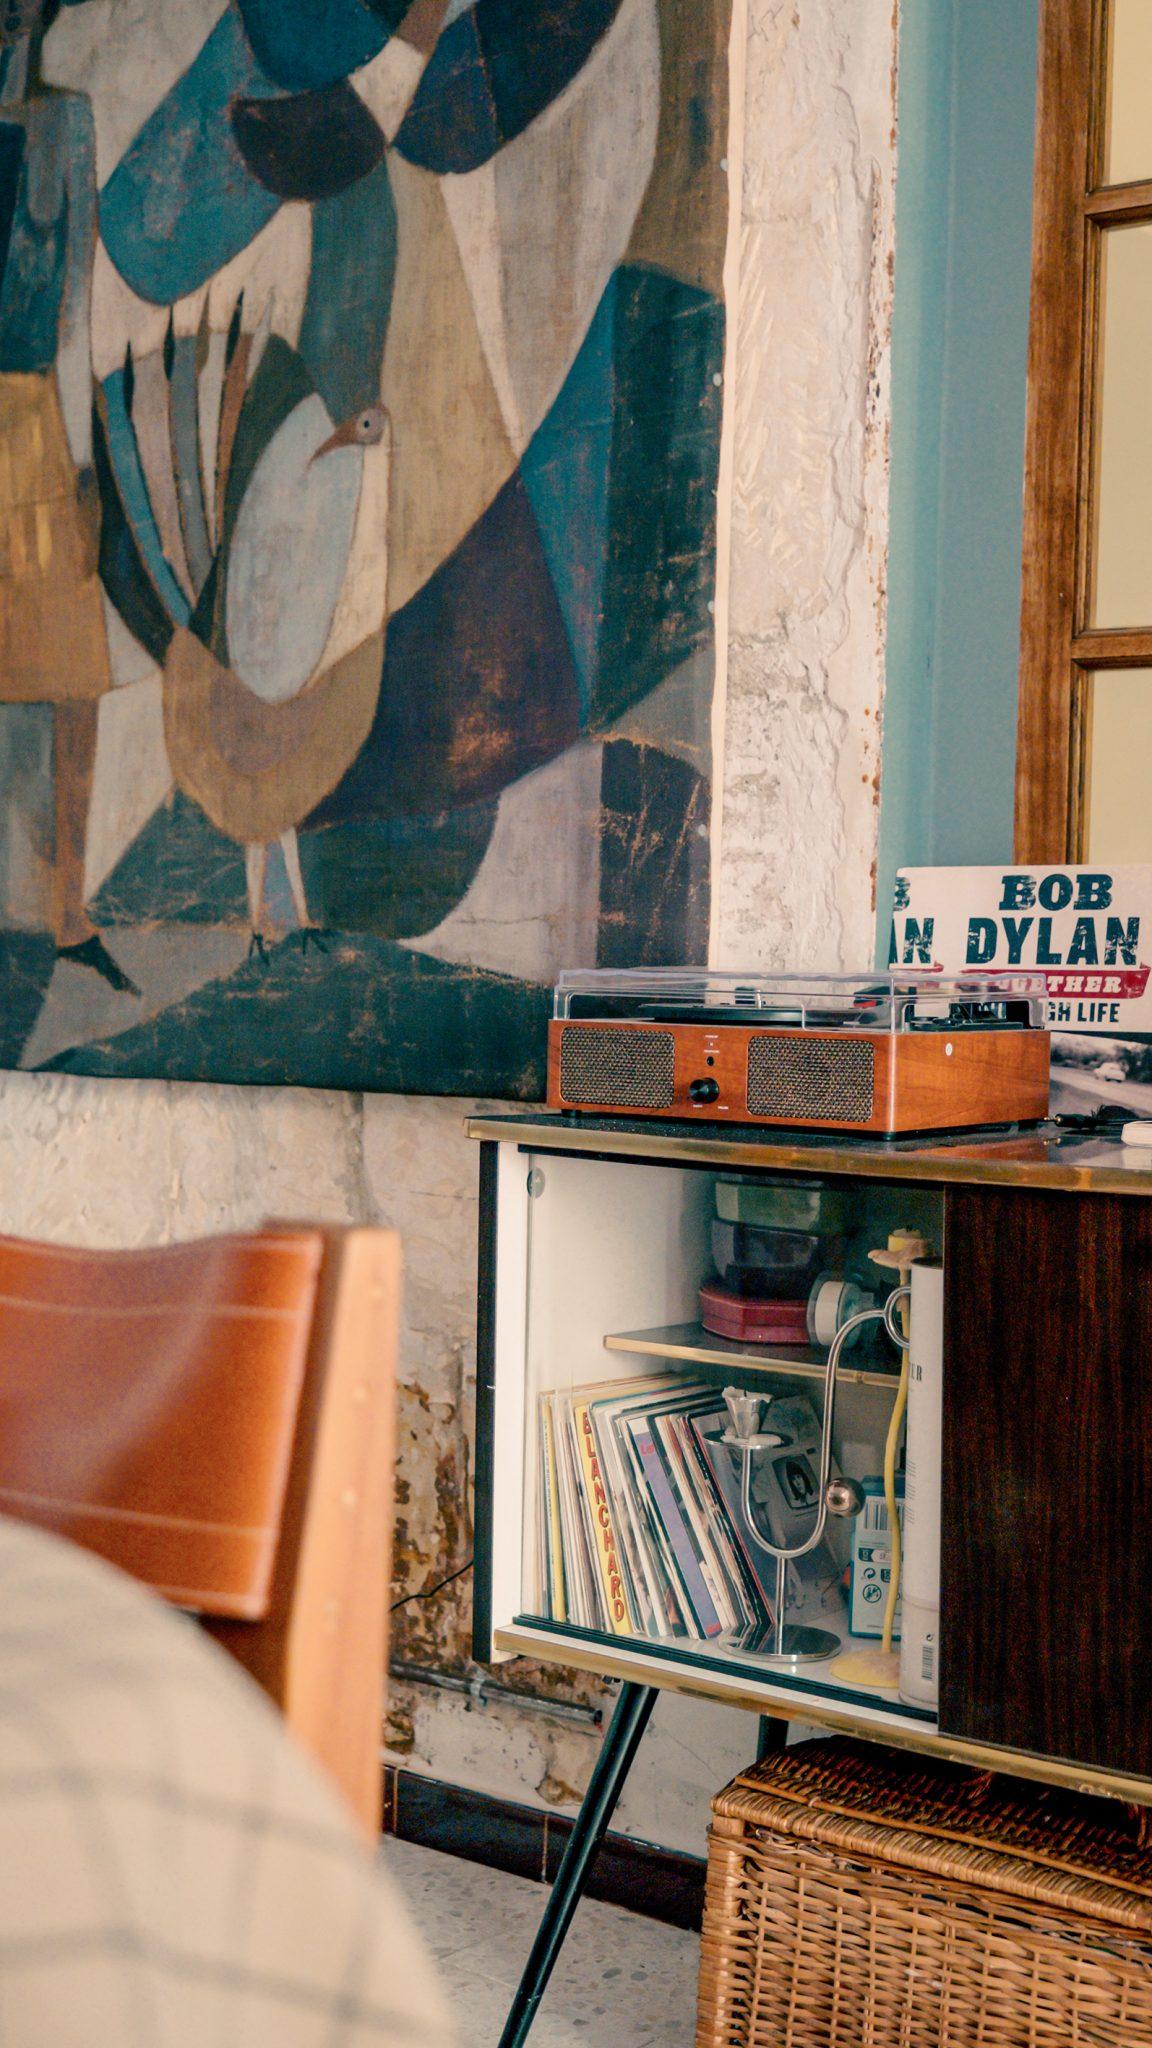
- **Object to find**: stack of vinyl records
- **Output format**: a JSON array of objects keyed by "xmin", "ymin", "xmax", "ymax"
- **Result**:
[{"xmin": 537, "ymin": 1375, "xmax": 844, "ymax": 1644}]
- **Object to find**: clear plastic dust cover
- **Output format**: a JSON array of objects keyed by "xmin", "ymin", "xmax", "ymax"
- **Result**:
[{"xmin": 552, "ymin": 968, "xmax": 1047, "ymax": 1034}]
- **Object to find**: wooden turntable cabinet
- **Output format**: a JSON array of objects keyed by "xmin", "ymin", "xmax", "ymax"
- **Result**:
[{"xmin": 546, "ymin": 970, "xmax": 1050, "ymax": 1136}]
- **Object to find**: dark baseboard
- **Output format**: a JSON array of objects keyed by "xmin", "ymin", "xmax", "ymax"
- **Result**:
[{"xmin": 382, "ymin": 1766, "xmax": 706, "ymax": 1931}]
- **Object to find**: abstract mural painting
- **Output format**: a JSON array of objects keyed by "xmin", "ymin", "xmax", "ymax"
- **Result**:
[{"xmin": 0, "ymin": 0, "xmax": 731, "ymax": 1095}]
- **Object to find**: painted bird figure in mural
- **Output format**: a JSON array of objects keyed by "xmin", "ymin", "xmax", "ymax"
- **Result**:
[{"xmin": 93, "ymin": 295, "xmax": 390, "ymax": 952}]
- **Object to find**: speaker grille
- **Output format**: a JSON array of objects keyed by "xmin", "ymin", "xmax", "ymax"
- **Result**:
[
  {"xmin": 559, "ymin": 1027, "xmax": 676, "ymax": 1108},
  {"xmin": 747, "ymin": 1035, "xmax": 875, "ymax": 1123}
]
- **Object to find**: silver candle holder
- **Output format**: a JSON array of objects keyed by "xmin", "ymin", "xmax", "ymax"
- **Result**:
[{"xmin": 721, "ymin": 1286, "xmax": 910, "ymax": 1664}]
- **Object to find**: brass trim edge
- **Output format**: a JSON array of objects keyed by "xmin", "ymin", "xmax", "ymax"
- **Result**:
[
  {"xmin": 464, "ymin": 1118, "xmax": 1152, "ymax": 1197},
  {"xmin": 493, "ymin": 1625, "xmax": 1152, "ymax": 1806}
]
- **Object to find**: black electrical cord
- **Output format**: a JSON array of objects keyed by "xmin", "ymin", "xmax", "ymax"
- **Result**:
[{"xmin": 390, "ymin": 1557, "xmax": 474, "ymax": 1613}]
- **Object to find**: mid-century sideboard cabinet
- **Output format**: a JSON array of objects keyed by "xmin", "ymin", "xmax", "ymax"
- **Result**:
[{"xmin": 468, "ymin": 1111, "xmax": 1152, "ymax": 2041}]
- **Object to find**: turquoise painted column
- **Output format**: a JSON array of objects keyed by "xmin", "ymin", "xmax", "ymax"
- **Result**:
[{"xmin": 876, "ymin": 0, "xmax": 1040, "ymax": 957}]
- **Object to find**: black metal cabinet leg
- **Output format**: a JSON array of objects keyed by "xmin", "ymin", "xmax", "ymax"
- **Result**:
[
  {"xmin": 756, "ymin": 1713, "xmax": 787, "ymax": 1763},
  {"xmin": 498, "ymin": 1683, "xmax": 658, "ymax": 2048}
]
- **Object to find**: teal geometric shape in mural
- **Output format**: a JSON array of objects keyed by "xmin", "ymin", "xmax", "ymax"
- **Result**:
[
  {"xmin": 521, "ymin": 274, "xmax": 617, "ymax": 717},
  {"xmin": 46, "ymin": 938, "xmax": 552, "ymax": 1099},
  {"xmin": 90, "ymin": 784, "xmax": 500, "ymax": 948},
  {"xmin": 298, "ymin": 152, "xmax": 397, "ymax": 420},
  {"xmin": 594, "ymin": 267, "xmax": 725, "ymax": 730},
  {"xmin": 236, "ymin": 0, "xmax": 402, "ymax": 94},
  {"xmin": 99, "ymin": 9, "xmax": 281, "ymax": 304}
]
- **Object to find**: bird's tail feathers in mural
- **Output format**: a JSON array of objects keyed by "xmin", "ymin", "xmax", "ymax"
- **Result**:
[{"xmin": 92, "ymin": 293, "xmax": 316, "ymax": 672}]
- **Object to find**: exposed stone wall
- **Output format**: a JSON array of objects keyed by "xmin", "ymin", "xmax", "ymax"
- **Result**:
[
  {"xmin": 715, "ymin": 0, "xmax": 895, "ymax": 975},
  {"xmin": 0, "ymin": 0, "xmax": 898, "ymax": 1855}
]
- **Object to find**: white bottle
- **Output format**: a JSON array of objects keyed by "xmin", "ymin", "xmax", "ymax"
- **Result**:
[{"xmin": 899, "ymin": 1258, "xmax": 944, "ymax": 1708}]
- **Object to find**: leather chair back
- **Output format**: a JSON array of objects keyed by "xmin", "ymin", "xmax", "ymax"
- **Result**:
[
  {"xmin": 0, "ymin": 1229, "xmax": 323, "ymax": 1617},
  {"xmin": 0, "ymin": 1224, "xmax": 400, "ymax": 1836}
]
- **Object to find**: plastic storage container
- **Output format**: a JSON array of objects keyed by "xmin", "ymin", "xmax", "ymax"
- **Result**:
[
  {"xmin": 711, "ymin": 1218, "xmax": 836, "ymax": 1299},
  {"xmin": 714, "ymin": 1176, "xmax": 846, "ymax": 1232}
]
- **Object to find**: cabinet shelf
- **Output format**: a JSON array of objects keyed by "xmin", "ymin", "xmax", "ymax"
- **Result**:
[{"xmin": 603, "ymin": 1321, "xmax": 901, "ymax": 1388}]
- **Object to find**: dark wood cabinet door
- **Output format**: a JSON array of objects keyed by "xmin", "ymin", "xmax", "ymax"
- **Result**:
[{"xmin": 941, "ymin": 1185, "xmax": 1152, "ymax": 1779}]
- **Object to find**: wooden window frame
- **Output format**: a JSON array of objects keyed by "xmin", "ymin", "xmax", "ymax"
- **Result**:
[{"xmin": 1015, "ymin": 0, "xmax": 1152, "ymax": 861}]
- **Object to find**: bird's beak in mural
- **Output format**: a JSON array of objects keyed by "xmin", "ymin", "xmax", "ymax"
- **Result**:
[
  {"xmin": 311, "ymin": 405, "xmax": 389, "ymax": 463},
  {"xmin": 312, "ymin": 420, "xmax": 358, "ymax": 462}
]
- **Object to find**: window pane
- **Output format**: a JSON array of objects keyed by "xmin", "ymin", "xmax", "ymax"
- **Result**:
[
  {"xmin": 1091, "ymin": 225, "xmax": 1152, "ymax": 626},
  {"xmin": 1087, "ymin": 669, "xmax": 1152, "ymax": 859},
  {"xmin": 1106, "ymin": 0, "xmax": 1152, "ymax": 186}
]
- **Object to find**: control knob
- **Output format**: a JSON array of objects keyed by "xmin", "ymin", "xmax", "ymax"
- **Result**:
[{"xmin": 688, "ymin": 1076, "xmax": 720, "ymax": 1106}]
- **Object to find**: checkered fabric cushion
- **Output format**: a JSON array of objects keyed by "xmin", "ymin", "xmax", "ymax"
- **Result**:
[{"xmin": 0, "ymin": 1515, "xmax": 454, "ymax": 2046}]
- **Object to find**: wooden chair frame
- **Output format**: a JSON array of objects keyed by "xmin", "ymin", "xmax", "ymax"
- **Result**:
[{"xmin": 205, "ymin": 1226, "xmax": 401, "ymax": 1837}]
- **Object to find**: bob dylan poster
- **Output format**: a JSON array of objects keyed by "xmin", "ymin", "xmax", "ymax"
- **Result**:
[
  {"xmin": 0, "ymin": 0, "xmax": 730, "ymax": 1095},
  {"xmin": 892, "ymin": 864, "xmax": 1152, "ymax": 1121}
]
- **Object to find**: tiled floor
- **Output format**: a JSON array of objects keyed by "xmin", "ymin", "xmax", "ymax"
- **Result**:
[{"xmin": 381, "ymin": 1838, "xmax": 701, "ymax": 2046}]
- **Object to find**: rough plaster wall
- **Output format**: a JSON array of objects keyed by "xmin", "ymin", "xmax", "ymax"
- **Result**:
[
  {"xmin": 0, "ymin": 0, "xmax": 897, "ymax": 1861},
  {"xmin": 715, "ymin": 0, "xmax": 896, "ymax": 974}
]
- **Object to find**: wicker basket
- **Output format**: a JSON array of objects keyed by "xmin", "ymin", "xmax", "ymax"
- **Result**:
[{"xmin": 697, "ymin": 1738, "xmax": 1152, "ymax": 2047}]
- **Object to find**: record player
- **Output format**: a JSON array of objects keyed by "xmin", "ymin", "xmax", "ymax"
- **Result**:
[{"xmin": 547, "ymin": 969, "xmax": 1050, "ymax": 1135}]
